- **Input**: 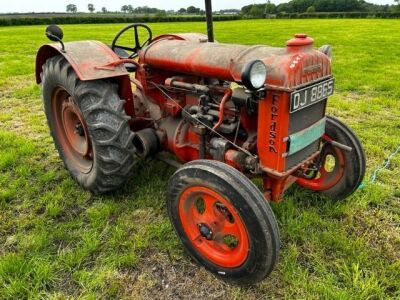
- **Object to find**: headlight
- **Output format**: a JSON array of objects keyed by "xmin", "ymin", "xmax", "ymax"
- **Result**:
[{"xmin": 241, "ymin": 60, "xmax": 267, "ymax": 91}]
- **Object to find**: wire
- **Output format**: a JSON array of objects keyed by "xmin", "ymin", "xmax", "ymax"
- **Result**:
[
  {"xmin": 358, "ymin": 144, "xmax": 400, "ymax": 189},
  {"xmin": 370, "ymin": 144, "xmax": 400, "ymax": 184},
  {"xmin": 150, "ymin": 82, "xmax": 257, "ymax": 159},
  {"xmin": 233, "ymin": 114, "xmax": 241, "ymax": 146}
]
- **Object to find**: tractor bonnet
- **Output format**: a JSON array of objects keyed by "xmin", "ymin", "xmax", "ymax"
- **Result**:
[{"xmin": 142, "ymin": 33, "xmax": 332, "ymax": 90}]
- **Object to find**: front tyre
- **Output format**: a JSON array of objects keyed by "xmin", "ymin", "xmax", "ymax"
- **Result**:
[
  {"xmin": 167, "ymin": 160, "xmax": 280, "ymax": 284},
  {"xmin": 41, "ymin": 56, "xmax": 135, "ymax": 194},
  {"xmin": 296, "ymin": 116, "xmax": 366, "ymax": 200}
]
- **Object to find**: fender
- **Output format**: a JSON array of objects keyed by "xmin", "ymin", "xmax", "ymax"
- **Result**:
[
  {"xmin": 35, "ymin": 40, "xmax": 129, "ymax": 82},
  {"xmin": 36, "ymin": 40, "xmax": 135, "ymax": 117}
]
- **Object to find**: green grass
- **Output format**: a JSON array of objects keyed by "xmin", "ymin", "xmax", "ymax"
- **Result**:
[{"xmin": 0, "ymin": 19, "xmax": 399, "ymax": 299}]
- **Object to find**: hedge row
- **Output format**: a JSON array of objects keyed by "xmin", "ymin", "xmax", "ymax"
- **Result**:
[
  {"xmin": 277, "ymin": 12, "xmax": 400, "ymax": 19},
  {"xmin": 0, "ymin": 15, "xmax": 241, "ymax": 26},
  {"xmin": 1, "ymin": 12, "xmax": 399, "ymax": 26}
]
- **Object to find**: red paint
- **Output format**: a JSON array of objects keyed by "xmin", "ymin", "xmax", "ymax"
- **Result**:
[
  {"xmin": 95, "ymin": 58, "xmax": 140, "ymax": 70},
  {"xmin": 286, "ymin": 33, "xmax": 314, "ymax": 47},
  {"xmin": 257, "ymin": 92, "xmax": 290, "ymax": 173},
  {"xmin": 178, "ymin": 186, "xmax": 249, "ymax": 268},
  {"xmin": 213, "ymin": 89, "xmax": 233, "ymax": 131},
  {"xmin": 36, "ymin": 41, "xmax": 128, "ymax": 83}
]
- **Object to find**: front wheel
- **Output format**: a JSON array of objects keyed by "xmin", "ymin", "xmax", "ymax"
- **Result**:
[
  {"xmin": 296, "ymin": 116, "xmax": 366, "ymax": 200},
  {"xmin": 167, "ymin": 160, "xmax": 280, "ymax": 284}
]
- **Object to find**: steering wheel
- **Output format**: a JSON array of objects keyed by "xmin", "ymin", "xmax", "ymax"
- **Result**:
[{"xmin": 111, "ymin": 23, "xmax": 152, "ymax": 59}]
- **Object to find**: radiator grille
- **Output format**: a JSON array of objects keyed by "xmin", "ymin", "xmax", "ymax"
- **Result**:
[{"xmin": 286, "ymin": 100, "xmax": 326, "ymax": 170}]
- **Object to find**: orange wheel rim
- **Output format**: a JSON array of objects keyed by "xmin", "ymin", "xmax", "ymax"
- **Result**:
[
  {"xmin": 297, "ymin": 134, "xmax": 345, "ymax": 191},
  {"xmin": 51, "ymin": 86, "xmax": 93, "ymax": 173},
  {"xmin": 178, "ymin": 186, "xmax": 249, "ymax": 268}
]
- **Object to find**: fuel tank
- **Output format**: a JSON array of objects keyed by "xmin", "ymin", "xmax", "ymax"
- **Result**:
[{"xmin": 141, "ymin": 33, "xmax": 332, "ymax": 90}]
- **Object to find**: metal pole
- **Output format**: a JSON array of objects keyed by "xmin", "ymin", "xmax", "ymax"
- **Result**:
[{"xmin": 205, "ymin": 0, "xmax": 214, "ymax": 42}]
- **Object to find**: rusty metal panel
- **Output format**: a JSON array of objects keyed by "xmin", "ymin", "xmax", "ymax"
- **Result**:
[
  {"xmin": 36, "ymin": 41, "xmax": 128, "ymax": 83},
  {"xmin": 150, "ymin": 33, "xmax": 210, "ymax": 43},
  {"xmin": 142, "ymin": 34, "xmax": 332, "ymax": 90},
  {"xmin": 143, "ymin": 40, "xmax": 248, "ymax": 81}
]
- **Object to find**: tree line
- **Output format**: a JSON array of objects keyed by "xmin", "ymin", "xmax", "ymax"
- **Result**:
[
  {"xmin": 65, "ymin": 1, "xmax": 400, "ymax": 16},
  {"xmin": 65, "ymin": 1, "xmax": 400, "ymax": 17},
  {"xmin": 242, "ymin": 0, "xmax": 400, "ymax": 17},
  {"xmin": 65, "ymin": 4, "xmax": 229, "ymax": 15}
]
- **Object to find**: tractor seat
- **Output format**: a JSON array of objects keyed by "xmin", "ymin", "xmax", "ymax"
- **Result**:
[{"xmin": 109, "ymin": 46, "xmax": 137, "ymax": 73}]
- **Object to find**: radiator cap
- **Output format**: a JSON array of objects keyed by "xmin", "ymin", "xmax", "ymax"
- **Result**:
[{"xmin": 286, "ymin": 33, "xmax": 314, "ymax": 47}]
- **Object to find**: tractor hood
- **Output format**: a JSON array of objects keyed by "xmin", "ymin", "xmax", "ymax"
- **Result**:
[{"xmin": 141, "ymin": 33, "xmax": 332, "ymax": 90}]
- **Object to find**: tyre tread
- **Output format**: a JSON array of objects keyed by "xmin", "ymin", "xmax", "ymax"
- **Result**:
[{"xmin": 42, "ymin": 55, "xmax": 135, "ymax": 194}]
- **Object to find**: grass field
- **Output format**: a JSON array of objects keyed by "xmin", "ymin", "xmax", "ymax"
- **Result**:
[{"xmin": 0, "ymin": 19, "xmax": 399, "ymax": 299}]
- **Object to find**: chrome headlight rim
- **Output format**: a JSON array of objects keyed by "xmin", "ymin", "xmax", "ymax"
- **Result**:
[{"xmin": 241, "ymin": 60, "xmax": 267, "ymax": 91}]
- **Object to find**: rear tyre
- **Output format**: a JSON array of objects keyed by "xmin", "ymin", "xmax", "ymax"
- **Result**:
[
  {"xmin": 296, "ymin": 116, "xmax": 366, "ymax": 200},
  {"xmin": 41, "ymin": 55, "xmax": 135, "ymax": 193},
  {"xmin": 167, "ymin": 160, "xmax": 280, "ymax": 284}
]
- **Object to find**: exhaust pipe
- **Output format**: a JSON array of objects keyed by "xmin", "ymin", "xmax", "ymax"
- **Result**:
[
  {"xmin": 132, "ymin": 128, "xmax": 160, "ymax": 158},
  {"xmin": 205, "ymin": 0, "xmax": 214, "ymax": 42}
]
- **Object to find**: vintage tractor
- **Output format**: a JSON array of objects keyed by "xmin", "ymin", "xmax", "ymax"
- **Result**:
[{"xmin": 36, "ymin": 0, "xmax": 365, "ymax": 284}]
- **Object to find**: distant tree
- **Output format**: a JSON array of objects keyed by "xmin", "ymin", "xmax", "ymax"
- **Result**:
[
  {"xmin": 306, "ymin": 6, "xmax": 316, "ymax": 13},
  {"xmin": 276, "ymin": 3, "xmax": 290, "ymax": 13},
  {"xmin": 311, "ymin": 0, "xmax": 362, "ymax": 13},
  {"xmin": 178, "ymin": 8, "xmax": 187, "ymax": 14},
  {"xmin": 121, "ymin": 5, "xmax": 129, "ymax": 13},
  {"xmin": 101, "ymin": 7, "xmax": 107, "ymax": 13},
  {"xmin": 123, "ymin": 5, "xmax": 168, "ymax": 15},
  {"xmin": 265, "ymin": 1, "xmax": 277, "ymax": 14},
  {"xmin": 249, "ymin": 5, "xmax": 265, "ymax": 18},
  {"xmin": 255, "ymin": 0, "xmax": 376, "ymax": 14},
  {"xmin": 241, "ymin": 4, "xmax": 253, "ymax": 15},
  {"xmin": 394, "ymin": 0, "xmax": 400, "ymax": 11},
  {"xmin": 66, "ymin": 4, "xmax": 77, "ymax": 13},
  {"xmin": 88, "ymin": 3, "xmax": 95, "ymax": 13},
  {"xmin": 187, "ymin": 6, "xmax": 195, "ymax": 14},
  {"xmin": 187, "ymin": 6, "xmax": 200, "ymax": 14}
]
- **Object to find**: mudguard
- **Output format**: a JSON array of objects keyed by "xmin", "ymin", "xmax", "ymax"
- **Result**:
[
  {"xmin": 35, "ymin": 40, "xmax": 129, "ymax": 83},
  {"xmin": 36, "ymin": 40, "xmax": 135, "ymax": 117}
]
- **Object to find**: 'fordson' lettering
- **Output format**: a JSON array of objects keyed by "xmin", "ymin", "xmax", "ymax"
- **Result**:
[{"xmin": 269, "ymin": 95, "xmax": 279, "ymax": 153}]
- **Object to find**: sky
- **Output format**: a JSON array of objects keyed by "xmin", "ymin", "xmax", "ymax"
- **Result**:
[{"xmin": 0, "ymin": 0, "xmax": 395, "ymax": 14}]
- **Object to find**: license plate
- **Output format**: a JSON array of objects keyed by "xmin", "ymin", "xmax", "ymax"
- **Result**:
[{"xmin": 290, "ymin": 78, "xmax": 335, "ymax": 113}]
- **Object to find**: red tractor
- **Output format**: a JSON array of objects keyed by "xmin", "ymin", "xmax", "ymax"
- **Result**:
[{"xmin": 36, "ymin": 0, "xmax": 365, "ymax": 284}]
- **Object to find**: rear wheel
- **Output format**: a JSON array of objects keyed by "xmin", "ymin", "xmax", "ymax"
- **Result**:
[
  {"xmin": 297, "ymin": 116, "xmax": 366, "ymax": 200},
  {"xmin": 41, "ymin": 55, "xmax": 135, "ymax": 193},
  {"xmin": 167, "ymin": 160, "xmax": 280, "ymax": 284}
]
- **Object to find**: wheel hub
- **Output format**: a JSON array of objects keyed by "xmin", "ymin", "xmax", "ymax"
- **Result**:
[
  {"xmin": 198, "ymin": 223, "xmax": 213, "ymax": 240},
  {"xmin": 297, "ymin": 134, "xmax": 345, "ymax": 191},
  {"xmin": 75, "ymin": 122, "xmax": 85, "ymax": 137},
  {"xmin": 178, "ymin": 186, "xmax": 249, "ymax": 268},
  {"xmin": 61, "ymin": 100, "xmax": 90, "ymax": 157}
]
